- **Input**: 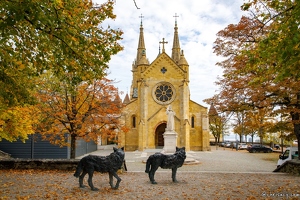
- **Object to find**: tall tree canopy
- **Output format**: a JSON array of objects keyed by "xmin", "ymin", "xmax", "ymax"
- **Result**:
[
  {"xmin": 0, "ymin": 0, "xmax": 123, "ymax": 107},
  {"xmin": 0, "ymin": 0, "xmax": 123, "ymax": 142},
  {"xmin": 205, "ymin": 0, "xmax": 300, "ymax": 153}
]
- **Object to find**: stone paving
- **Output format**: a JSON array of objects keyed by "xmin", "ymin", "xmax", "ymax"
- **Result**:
[{"xmin": 77, "ymin": 145, "xmax": 278, "ymax": 173}]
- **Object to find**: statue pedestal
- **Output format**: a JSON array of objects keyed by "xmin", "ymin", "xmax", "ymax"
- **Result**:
[{"xmin": 163, "ymin": 130, "xmax": 177, "ymax": 153}]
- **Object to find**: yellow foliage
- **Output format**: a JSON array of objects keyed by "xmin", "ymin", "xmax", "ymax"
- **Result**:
[{"xmin": 0, "ymin": 105, "xmax": 40, "ymax": 142}]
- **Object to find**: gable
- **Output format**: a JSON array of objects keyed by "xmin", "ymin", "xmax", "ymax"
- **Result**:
[
  {"xmin": 142, "ymin": 53, "xmax": 185, "ymax": 80},
  {"xmin": 189, "ymin": 100, "xmax": 207, "ymax": 111}
]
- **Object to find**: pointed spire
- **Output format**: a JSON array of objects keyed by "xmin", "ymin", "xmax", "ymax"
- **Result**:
[
  {"xmin": 172, "ymin": 13, "xmax": 181, "ymax": 63},
  {"xmin": 157, "ymin": 43, "xmax": 161, "ymax": 57},
  {"xmin": 208, "ymin": 103, "xmax": 218, "ymax": 116},
  {"xmin": 123, "ymin": 93, "xmax": 130, "ymax": 104},
  {"xmin": 114, "ymin": 92, "xmax": 122, "ymax": 106},
  {"xmin": 136, "ymin": 14, "xmax": 147, "ymax": 65},
  {"xmin": 178, "ymin": 50, "xmax": 189, "ymax": 66}
]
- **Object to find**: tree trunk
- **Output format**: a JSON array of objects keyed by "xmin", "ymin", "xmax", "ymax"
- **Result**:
[
  {"xmin": 294, "ymin": 93, "xmax": 300, "ymax": 160},
  {"xmin": 70, "ymin": 134, "xmax": 76, "ymax": 159},
  {"xmin": 291, "ymin": 112, "xmax": 300, "ymax": 160},
  {"xmin": 297, "ymin": 132, "xmax": 300, "ymax": 160}
]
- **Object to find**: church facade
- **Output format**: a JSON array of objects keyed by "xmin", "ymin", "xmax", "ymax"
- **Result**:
[{"xmin": 119, "ymin": 19, "xmax": 210, "ymax": 152}]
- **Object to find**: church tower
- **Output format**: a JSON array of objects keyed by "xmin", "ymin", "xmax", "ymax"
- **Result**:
[{"xmin": 120, "ymin": 15, "xmax": 210, "ymax": 152}]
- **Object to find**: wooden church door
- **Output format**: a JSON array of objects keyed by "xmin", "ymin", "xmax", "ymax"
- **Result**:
[{"xmin": 155, "ymin": 123, "xmax": 166, "ymax": 147}]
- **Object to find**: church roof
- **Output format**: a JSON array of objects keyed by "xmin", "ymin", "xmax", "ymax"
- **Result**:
[
  {"xmin": 123, "ymin": 93, "xmax": 130, "ymax": 104},
  {"xmin": 147, "ymin": 52, "xmax": 186, "ymax": 77},
  {"xmin": 114, "ymin": 92, "xmax": 122, "ymax": 105}
]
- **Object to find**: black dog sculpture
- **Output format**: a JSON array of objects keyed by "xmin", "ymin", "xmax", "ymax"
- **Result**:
[
  {"xmin": 145, "ymin": 147, "xmax": 186, "ymax": 184},
  {"xmin": 74, "ymin": 147, "xmax": 125, "ymax": 191}
]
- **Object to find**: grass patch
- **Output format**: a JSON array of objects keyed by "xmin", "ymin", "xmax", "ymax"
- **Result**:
[{"xmin": 260, "ymin": 153, "xmax": 280, "ymax": 162}]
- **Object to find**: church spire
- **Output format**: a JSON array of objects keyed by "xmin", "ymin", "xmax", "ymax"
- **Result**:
[
  {"xmin": 208, "ymin": 103, "xmax": 218, "ymax": 116},
  {"xmin": 172, "ymin": 13, "xmax": 181, "ymax": 64},
  {"xmin": 136, "ymin": 14, "xmax": 147, "ymax": 66}
]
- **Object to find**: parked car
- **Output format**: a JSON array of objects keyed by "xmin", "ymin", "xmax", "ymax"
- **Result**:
[
  {"xmin": 230, "ymin": 142, "xmax": 237, "ymax": 148},
  {"xmin": 225, "ymin": 142, "xmax": 231, "ymax": 148},
  {"xmin": 274, "ymin": 144, "xmax": 280, "ymax": 150},
  {"xmin": 219, "ymin": 142, "xmax": 225, "ymax": 147},
  {"xmin": 247, "ymin": 144, "xmax": 273, "ymax": 153},
  {"xmin": 293, "ymin": 140, "xmax": 298, "ymax": 145},
  {"xmin": 238, "ymin": 143, "xmax": 248, "ymax": 150},
  {"xmin": 219, "ymin": 141, "xmax": 231, "ymax": 148},
  {"xmin": 277, "ymin": 147, "xmax": 298, "ymax": 168}
]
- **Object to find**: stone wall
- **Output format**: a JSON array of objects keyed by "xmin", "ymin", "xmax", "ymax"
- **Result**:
[
  {"xmin": 0, "ymin": 159, "xmax": 79, "ymax": 171},
  {"xmin": 0, "ymin": 150, "xmax": 11, "ymax": 158},
  {"xmin": 273, "ymin": 159, "xmax": 300, "ymax": 175}
]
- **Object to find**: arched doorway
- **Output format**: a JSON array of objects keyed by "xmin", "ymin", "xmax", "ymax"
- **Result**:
[{"xmin": 155, "ymin": 123, "xmax": 166, "ymax": 148}]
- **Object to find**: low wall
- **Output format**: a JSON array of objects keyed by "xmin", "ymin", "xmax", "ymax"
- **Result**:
[
  {"xmin": 273, "ymin": 159, "xmax": 300, "ymax": 175},
  {"xmin": 0, "ymin": 159, "xmax": 79, "ymax": 170}
]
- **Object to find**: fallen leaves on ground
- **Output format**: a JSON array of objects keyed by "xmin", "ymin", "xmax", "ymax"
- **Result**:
[{"xmin": 0, "ymin": 170, "xmax": 299, "ymax": 200}]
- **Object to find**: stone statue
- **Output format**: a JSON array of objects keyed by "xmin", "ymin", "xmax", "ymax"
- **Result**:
[{"xmin": 166, "ymin": 105, "xmax": 175, "ymax": 131}]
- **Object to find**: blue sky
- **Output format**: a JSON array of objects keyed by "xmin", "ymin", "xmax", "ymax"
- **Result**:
[{"xmin": 96, "ymin": 0, "xmax": 245, "ymax": 107}]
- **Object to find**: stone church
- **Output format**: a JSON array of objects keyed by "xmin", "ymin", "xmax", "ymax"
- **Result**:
[{"xmin": 119, "ymin": 18, "xmax": 210, "ymax": 152}]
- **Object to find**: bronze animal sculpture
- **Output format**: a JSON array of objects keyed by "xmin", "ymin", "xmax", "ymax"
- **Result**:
[
  {"xmin": 145, "ymin": 147, "xmax": 186, "ymax": 184},
  {"xmin": 74, "ymin": 147, "xmax": 125, "ymax": 191}
]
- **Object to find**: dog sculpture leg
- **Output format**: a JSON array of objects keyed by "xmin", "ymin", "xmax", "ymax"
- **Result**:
[
  {"xmin": 79, "ymin": 170, "xmax": 87, "ymax": 188},
  {"xmin": 109, "ymin": 171, "xmax": 121, "ymax": 189},
  {"xmin": 149, "ymin": 166, "xmax": 159, "ymax": 184},
  {"xmin": 172, "ymin": 168, "xmax": 178, "ymax": 183},
  {"xmin": 109, "ymin": 172, "xmax": 114, "ymax": 188},
  {"xmin": 87, "ymin": 170, "xmax": 98, "ymax": 191}
]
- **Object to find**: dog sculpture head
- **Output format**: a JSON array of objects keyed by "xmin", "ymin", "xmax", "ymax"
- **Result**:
[
  {"xmin": 175, "ymin": 147, "xmax": 186, "ymax": 159},
  {"xmin": 113, "ymin": 147, "xmax": 125, "ymax": 160}
]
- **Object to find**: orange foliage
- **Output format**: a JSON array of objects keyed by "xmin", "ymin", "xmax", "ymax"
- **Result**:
[{"xmin": 34, "ymin": 77, "xmax": 125, "ymax": 158}]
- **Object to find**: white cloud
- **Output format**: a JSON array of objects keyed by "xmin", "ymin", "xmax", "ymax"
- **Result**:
[{"xmin": 96, "ymin": 0, "xmax": 244, "ymax": 106}]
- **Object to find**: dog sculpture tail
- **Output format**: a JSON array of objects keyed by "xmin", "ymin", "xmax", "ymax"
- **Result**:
[
  {"xmin": 145, "ymin": 155, "xmax": 152, "ymax": 173},
  {"xmin": 74, "ymin": 158, "xmax": 84, "ymax": 178}
]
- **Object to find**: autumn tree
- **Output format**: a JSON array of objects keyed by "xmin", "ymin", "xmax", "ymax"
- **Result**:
[
  {"xmin": 267, "ymin": 113, "xmax": 294, "ymax": 150},
  {"xmin": 241, "ymin": 0, "xmax": 300, "ymax": 155},
  {"xmin": 206, "ymin": 0, "xmax": 300, "ymax": 158},
  {"xmin": 0, "ymin": 0, "xmax": 123, "ymax": 141},
  {"xmin": 208, "ymin": 103, "xmax": 229, "ymax": 147},
  {"xmin": 0, "ymin": 0, "xmax": 122, "ymax": 106},
  {"xmin": 242, "ymin": 112, "xmax": 258, "ymax": 144},
  {"xmin": 204, "ymin": 15, "xmax": 267, "ymax": 141},
  {"xmin": 35, "ymin": 72, "xmax": 125, "ymax": 159},
  {"xmin": 231, "ymin": 110, "xmax": 247, "ymax": 143}
]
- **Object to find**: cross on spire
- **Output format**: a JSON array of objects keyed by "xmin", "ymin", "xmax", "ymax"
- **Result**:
[
  {"xmin": 173, "ymin": 13, "xmax": 179, "ymax": 25},
  {"xmin": 139, "ymin": 14, "xmax": 144, "ymax": 25},
  {"xmin": 159, "ymin": 38, "xmax": 168, "ymax": 52}
]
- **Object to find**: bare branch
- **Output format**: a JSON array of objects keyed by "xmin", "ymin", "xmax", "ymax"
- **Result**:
[{"xmin": 133, "ymin": 0, "xmax": 140, "ymax": 9}]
